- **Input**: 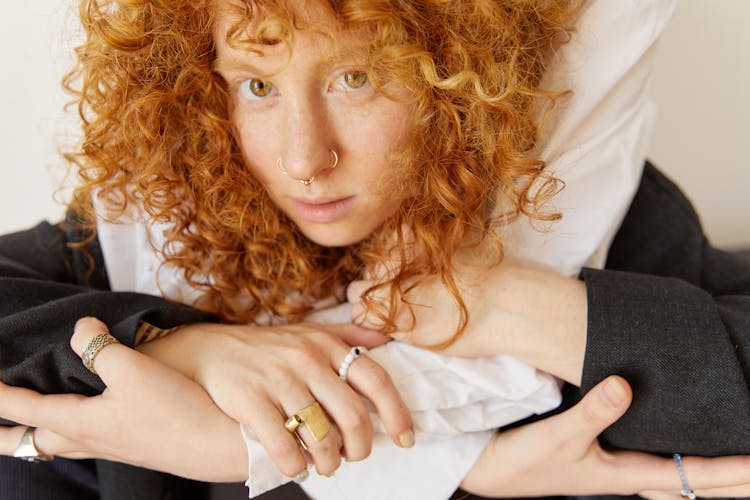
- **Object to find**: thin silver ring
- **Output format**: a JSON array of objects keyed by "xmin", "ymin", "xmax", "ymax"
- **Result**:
[
  {"xmin": 276, "ymin": 150, "xmax": 338, "ymax": 186},
  {"xmin": 338, "ymin": 346, "xmax": 368, "ymax": 380},
  {"xmin": 673, "ymin": 453, "xmax": 697, "ymax": 500}
]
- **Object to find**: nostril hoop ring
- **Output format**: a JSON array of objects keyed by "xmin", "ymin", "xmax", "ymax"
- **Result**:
[
  {"xmin": 276, "ymin": 149, "xmax": 339, "ymax": 187},
  {"xmin": 328, "ymin": 149, "xmax": 339, "ymax": 169}
]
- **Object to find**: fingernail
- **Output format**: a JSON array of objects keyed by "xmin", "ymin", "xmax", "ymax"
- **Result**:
[
  {"xmin": 601, "ymin": 378, "xmax": 627, "ymax": 408},
  {"xmin": 398, "ymin": 429, "xmax": 415, "ymax": 448}
]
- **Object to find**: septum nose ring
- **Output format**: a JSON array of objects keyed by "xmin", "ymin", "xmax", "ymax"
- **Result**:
[{"xmin": 277, "ymin": 150, "xmax": 339, "ymax": 186}]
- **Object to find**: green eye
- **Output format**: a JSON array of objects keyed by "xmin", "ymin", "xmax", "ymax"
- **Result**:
[
  {"xmin": 239, "ymin": 78, "xmax": 273, "ymax": 99},
  {"xmin": 343, "ymin": 70, "xmax": 368, "ymax": 89}
]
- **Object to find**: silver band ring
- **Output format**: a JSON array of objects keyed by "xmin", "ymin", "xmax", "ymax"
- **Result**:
[
  {"xmin": 338, "ymin": 346, "xmax": 368, "ymax": 380},
  {"xmin": 673, "ymin": 453, "xmax": 697, "ymax": 500},
  {"xmin": 13, "ymin": 427, "xmax": 54, "ymax": 463},
  {"xmin": 81, "ymin": 332, "xmax": 120, "ymax": 375}
]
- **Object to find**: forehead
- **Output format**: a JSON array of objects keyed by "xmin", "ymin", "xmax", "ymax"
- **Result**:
[
  {"xmin": 212, "ymin": 0, "xmax": 368, "ymax": 72},
  {"xmin": 213, "ymin": 0, "xmax": 340, "ymax": 48}
]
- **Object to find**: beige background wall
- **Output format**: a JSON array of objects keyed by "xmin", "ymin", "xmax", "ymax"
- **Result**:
[
  {"xmin": 648, "ymin": 0, "xmax": 750, "ymax": 250},
  {"xmin": 1, "ymin": 0, "xmax": 749, "ymax": 249}
]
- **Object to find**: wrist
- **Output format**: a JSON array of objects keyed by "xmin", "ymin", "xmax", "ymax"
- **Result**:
[{"xmin": 485, "ymin": 264, "xmax": 587, "ymax": 385}]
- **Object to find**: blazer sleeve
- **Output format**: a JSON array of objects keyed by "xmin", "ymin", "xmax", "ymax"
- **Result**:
[
  {"xmin": 576, "ymin": 163, "xmax": 750, "ymax": 456},
  {"xmin": 0, "ymin": 219, "xmax": 216, "ymax": 400}
]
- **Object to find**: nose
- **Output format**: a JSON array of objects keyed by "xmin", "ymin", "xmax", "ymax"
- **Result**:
[{"xmin": 278, "ymin": 94, "xmax": 338, "ymax": 184}]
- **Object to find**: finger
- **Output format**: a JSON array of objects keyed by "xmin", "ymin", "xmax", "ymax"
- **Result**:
[
  {"xmin": 695, "ymin": 483, "xmax": 750, "ymax": 498},
  {"xmin": 272, "ymin": 372, "xmax": 342, "ymax": 477},
  {"xmin": 285, "ymin": 403, "xmax": 341, "ymax": 477},
  {"xmin": 70, "ymin": 317, "xmax": 131, "ymax": 383},
  {"xmin": 603, "ymin": 449, "xmax": 750, "ymax": 495},
  {"xmin": 638, "ymin": 491, "xmax": 679, "ymax": 500},
  {"xmin": 641, "ymin": 483, "xmax": 750, "ymax": 500},
  {"xmin": 323, "ymin": 323, "xmax": 390, "ymax": 350},
  {"xmin": 32, "ymin": 426, "xmax": 114, "ymax": 461},
  {"xmin": 305, "ymin": 362, "xmax": 374, "ymax": 463},
  {"xmin": 674, "ymin": 454, "xmax": 750, "ymax": 491},
  {"xmin": 241, "ymin": 396, "xmax": 309, "ymax": 478},
  {"xmin": 70, "ymin": 317, "xmax": 153, "ymax": 390},
  {"xmin": 342, "ymin": 349, "xmax": 414, "ymax": 449},
  {"xmin": 0, "ymin": 425, "xmax": 92, "ymax": 462},
  {"xmin": 283, "ymin": 332, "xmax": 377, "ymax": 463},
  {"xmin": 0, "ymin": 425, "xmax": 33, "ymax": 458},
  {"xmin": 554, "ymin": 375, "xmax": 632, "ymax": 454},
  {"xmin": 0, "ymin": 380, "xmax": 88, "ymax": 437}
]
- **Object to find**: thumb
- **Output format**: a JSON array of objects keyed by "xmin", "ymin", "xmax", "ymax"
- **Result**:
[{"xmin": 557, "ymin": 375, "xmax": 633, "ymax": 454}]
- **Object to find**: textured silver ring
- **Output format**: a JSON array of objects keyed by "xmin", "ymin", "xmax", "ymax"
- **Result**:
[
  {"xmin": 673, "ymin": 453, "xmax": 697, "ymax": 500},
  {"xmin": 338, "ymin": 346, "xmax": 368, "ymax": 380}
]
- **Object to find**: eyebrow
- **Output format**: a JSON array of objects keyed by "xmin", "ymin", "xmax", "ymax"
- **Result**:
[{"xmin": 212, "ymin": 56, "xmax": 264, "ymax": 76}]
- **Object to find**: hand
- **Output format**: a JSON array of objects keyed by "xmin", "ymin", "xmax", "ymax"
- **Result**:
[
  {"xmin": 0, "ymin": 317, "xmax": 247, "ymax": 482},
  {"xmin": 461, "ymin": 376, "xmax": 750, "ymax": 498},
  {"xmin": 136, "ymin": 320, "xmax": 414, "ymax": 477},
  {"xmin": 348, "ymin": 260, "xmax": 587, "ymax": 384}
]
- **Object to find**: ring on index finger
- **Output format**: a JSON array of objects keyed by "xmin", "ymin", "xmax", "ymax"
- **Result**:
[
  {"xmin": 81, "ymin": 332, "xmax": 120, "ymax": 375},
  {"xmin": 284, "ymin": 401, "xmax": 331, "ymax": 451},
  {"xmin": 338, "ymin": 346, "xmax": 368, "ymax": 381}
]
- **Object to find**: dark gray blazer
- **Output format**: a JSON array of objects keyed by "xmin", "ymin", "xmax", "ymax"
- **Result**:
[{"xmin": 0, "ymin": 162, "xmax": 748, "ymax": 499}]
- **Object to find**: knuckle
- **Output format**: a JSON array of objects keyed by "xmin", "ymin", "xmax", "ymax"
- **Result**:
[
  {"xmin": 293, "ymin": 340, "xmax": 323, "ymax": 367},
  {"xmin": 360, "ymin": 364, "xmax": 392, "ymax": 392},
  {"xmin": 265, "ymin": 364, "xmax": 296, "ymax": 392},
  {"xmin": 337, "ymin": 405, "xmax": 371, "ymax": 435}
]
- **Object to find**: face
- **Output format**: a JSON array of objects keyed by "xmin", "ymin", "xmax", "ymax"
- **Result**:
[{"xmin": 213, "ymin": 1, "xmax": 415, "ymax": 247}]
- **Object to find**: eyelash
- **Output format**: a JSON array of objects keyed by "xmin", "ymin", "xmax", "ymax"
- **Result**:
[{"xmin": 237, "ymin": 70, "xmax": 371, "ymax": 101}]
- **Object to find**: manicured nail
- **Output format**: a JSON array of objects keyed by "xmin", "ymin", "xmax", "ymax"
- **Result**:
[
  {"xmin": 601, "ymin": 378, "xmax": 627, "ymax": 408},
  {"xmin": 293, "ymin": 469, "xmax": 309, "ymax": 482},
  {"xmin": 398, "ymin": 429, "xmax": 415, "ymax": 448}
]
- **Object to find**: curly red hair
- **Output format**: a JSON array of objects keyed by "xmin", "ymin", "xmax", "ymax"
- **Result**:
[{"xmin": 65, "ymin": 0, "xmax": 582, "ymax": 340}]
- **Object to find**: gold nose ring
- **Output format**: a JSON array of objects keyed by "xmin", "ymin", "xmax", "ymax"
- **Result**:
[
  {"xmin": 328, "ymin": 150, "xmax": 339, "ymax": 169},
  {"xmin": 277, "ymin": 150, "xmax": 339, "ymax": 186}
]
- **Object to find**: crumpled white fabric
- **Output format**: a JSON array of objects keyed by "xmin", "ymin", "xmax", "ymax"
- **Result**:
[{"xmin": 240, "ymin": 303, "xmax": 561, "ymax": 499}]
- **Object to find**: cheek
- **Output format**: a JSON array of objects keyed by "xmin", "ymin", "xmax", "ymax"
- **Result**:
[{"xmin": 232, "ymin": 116, "xmax": 278, "ymax": 184}]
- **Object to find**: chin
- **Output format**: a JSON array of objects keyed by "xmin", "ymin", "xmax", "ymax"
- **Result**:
[{"xmin": 297, "ymin": 224, "xmax": 371, "ymax": 248}]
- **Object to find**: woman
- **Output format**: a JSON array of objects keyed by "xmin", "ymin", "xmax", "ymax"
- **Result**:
[{"xmin": 0, "ymin": 0, "xmax": 748, "ymax": 499}]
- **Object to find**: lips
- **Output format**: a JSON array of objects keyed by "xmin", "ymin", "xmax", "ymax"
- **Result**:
[{"xmin": 290, "ymin": 195, "xmax": 356, "ymax": 224}]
